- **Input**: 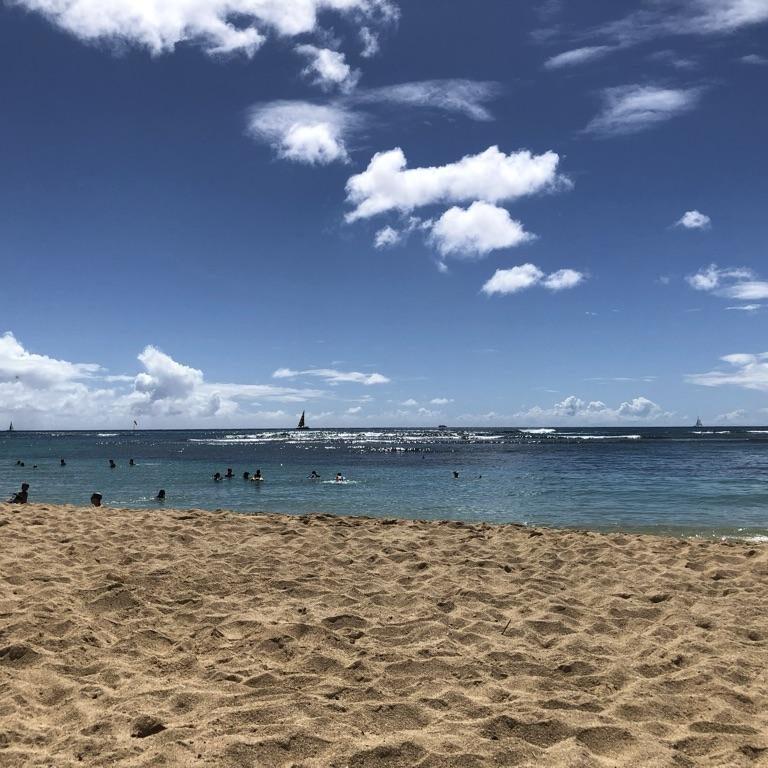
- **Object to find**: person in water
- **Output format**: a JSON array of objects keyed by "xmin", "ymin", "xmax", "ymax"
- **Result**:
[
  {"xmin": 225, "ymin": 468, "xmax": 234, "ymax": 479},
  {"xmin": 243, "ymin": 471, "xmax": 251, "ymax": 480},
  {"xmin": 335, "ymin": 472, "xmax": 345, "ymax": 482},
  {"xmin": 90, "ymin": 492, "xmax": 102, "ymax": 507},
  {"xmin": 109, "ymin": 459, "xmax": 116, "ymax": 469},
  {"xmin": 156, "ymin": 489, "xmax": 166, "ymax": 501},
  {"xmin": 60, "ymin": 458, "xmax": 66, "ymax": 466},
  {"xmin": 213, "ymin": 472, "xmax": 222, "ymax": 482},
  {"xmin": 251, "ymin": 469, "xmax": 263, "ymax": 481},
  {"xmin": 129, "ymin": 458, "xmax": 135, "ymax": 467},
  {"xmin": 453, "ymin": 471, "xmax": 460, "ymax": 479},
  {"xmin": 9, "ymin": 483, "xmax": 29, "ymax": 503},
  {"xmin": 309, "ymin": 470, "xmax": 320, "ymax": 479}
]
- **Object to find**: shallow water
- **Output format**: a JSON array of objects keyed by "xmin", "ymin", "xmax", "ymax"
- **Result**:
[{"xmin": 2, "ymin": 427, "xmax": 768, "ymax": 539}]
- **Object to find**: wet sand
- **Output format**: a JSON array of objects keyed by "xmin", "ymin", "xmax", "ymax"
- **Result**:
[{"xmin": 0, "ymin": 503, "xmax": 766, "ymax": 767}]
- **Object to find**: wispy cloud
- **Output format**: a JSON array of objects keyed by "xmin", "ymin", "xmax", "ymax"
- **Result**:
[
  {"xmin": 273, "ymin": 367, "xmax": 390, "ymax": 385},
  {"xmin": 687, "ymin": 264, "xmax": 768, "ymax": 300},
  {"xmin": 687, "ymin": 352, "xmax": 768, "ymax": 391},
  {"xmin": 586, "ymin": 84, "xmax": 704, "ymax": 136},
  {"xmin": 741, "ymin": 53, "xmax": 768, "ymax": 65},
  {"xmin": 544, "ymin": 45, "xmax": 614, "ymax": 69}
]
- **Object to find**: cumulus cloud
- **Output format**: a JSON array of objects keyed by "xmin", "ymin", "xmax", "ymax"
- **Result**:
[
  {"xmin": 429, "ymin": 202, "xmax": 534, "ymax": 258},
  {"xmin": 246, "ymin": 101, "xmax": 356, "ymax": 164},
  {"xmin": 481, "ymin": 264, "xmax": 585, "ymax": 296},
  {"xmin": 686, "ymin": 264, "xmax": 768, "ymax": 300},
  {"xmin": 347, "ymin": 405, "xmax": 363, "ymax": 414},
  {"xmin": 544, "ymin": 45, "xmax": 614, "ymax": 69},
  {"xmin": 345, "ymin": 146, "xmax": 568, "ymax": 222},
  {"xmin": 273, "ymin": 367, "xmax": 390, "ymax": 385},
  {"xmin": 586, "ymin": 84, "xmax": 703, "ymax": 136},
  {"xmin": 514, "ymin": 395, "xmax": 669, "ymax": 424},
  {"xmin": 353, "ymin": 79, "xmax": 502, "ymax": 121},
  {"xmin": 295, "ymin": 44, "xmax": 359, "ymax": 92},
  {"xmin": 430, "ymin": 397, "xmax": 453, "ymax": 405},
  {"xmin": 0, "ymin": 333, "xmax": 322, "ymax": 428},
  {"xmin": 687, "ymin": 352, "xmax": 768, "ymax": 391},
  {"xmin": 10, "ymin": 0, "xmax": 398, "ymax": 57},
  {"xmin": 676, "ymin": 209, "xmax": 711, "ymax": 229},
  {"xmin": 374, "ymin": 225, "xmax": 401, "ymax": 248}
]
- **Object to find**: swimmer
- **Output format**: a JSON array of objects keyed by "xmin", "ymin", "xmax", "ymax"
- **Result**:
[
  {"xmin": 60, "ymin": 458, "xmax": 66, "ymax": 467},
  {"xmin": 243, "ymin": 471, "xmax": 251, "ymax": 480},
  {"xmin": 251, "ymin": 469, "xmax": 263, "ymax": 482},
  {"xmin": 335, "ymin": 472, "xmax": 345, "ymax": 482},
  {"xmin": 109, "ymin": 459, "xmax": 116, "ymax": 469},
  {"xmin": 453, "ymin": 471, "xmax": 459, "ymax": 479},
  {"xmin": 309, "ymin": 470, "xmax": 320, "ymax": 479},
  {"xmin": 129, "ymin": 458, "xmax": 135, "ymax": 466},
  {"xmin": 225, "ymin": 468, "xmax": 234, "ymax": 479},
  {"xmin": 156, "ymin": 489, "xmax": 166, "ymax": 501},
  {"xmin": 9, "ymin": 483, "xmax": 29, "ymax": 504},
  {"xmin": 213, "ymin": 472, "xmax": 222, "ymax": 482},
  {"xmin": 90, "ymin": 492, "xmax": 102, "ymax": 507}
]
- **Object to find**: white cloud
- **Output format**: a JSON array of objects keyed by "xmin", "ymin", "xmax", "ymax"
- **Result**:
[
  {"xmin": 686, "ymin": 264, "xmax": 768, "ymax": 300},
  {"xmin": 345, "ymin": 146, "xmax": 568, "ymax": 221},
  {"xmin": 514, "ymin": 395, "xmax": 669, "ymax": 424},
  {"xmin": 429, "ymin": 202, "xmax": 534, "ymax": 258},
  {"xmin": 714, "ymin": 409, "xmax": 748, "ymax": 422},
  {"xmin": 741, "ymin": 53, "xmax": 768, "ymax": 64},
  {"xmin": 353, "ymin": 79, "xmax": 502, "ymax": 121},
  {"xmin": 482, "ymin": 264, "xmax": 585, "ymax": 296},
  {"xmin": 359, "ymin": 26, "xmax": 380, "ymax": 57},
  {"xmin": 544, "ymin": 45, "xmax": 614, "ymax": 69},
  {"xmin": 273, "ymin": 367, "xmax": 390, "ymax": 385},
  {"xmin": 11, "ymin": 0, "xmax": 397, "ymax": 57},
  {"xmin": 295, "ymin": 45, "xmax": 359, "ymax": 92},
  {"xmin": 347, "ymin": 405, "xmax": 363, "ymax": 414},
  {"xmin": 586, "ymin": 84, "xmax": 703, "ymax": 136},
  {"xmin": 0, "ymin": 333, "xmax": 322, "ymax": 428},
  {"xmin": 687, "ymin": 352, "xmax": 768, "ymax": 391},
  {"xmin": 726, "ymin": 304, "xmax": 763, "ymax": 311},
  {"xmin": 430, "ymin": 397, "xmax": 453, "ymax": 405},
  {"xmin": 0, "ymin": 331, "xmax": 101, "ymax": 388},
  {"xmin": 401, "ymin": 398, "xmax": 418, "ymax": 406},
  {"xmin": 676, "ymin": 209, "xmax": 711, "ymax": 229},
  {"xmin": 374, "ymin": 225, "xmax": 401, "ymax": 248},
  {"xmin": 246, "ymin": 101, "xmax": 356, "ymax": 164},
  {"xmin": 543, "ymin": 268, "xmax": 585, "ymax": 291}
]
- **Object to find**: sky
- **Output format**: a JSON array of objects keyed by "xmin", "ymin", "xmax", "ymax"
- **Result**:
[{"xmin": 1, "ymin": 0, "xmax": 768, "ymax": 429}]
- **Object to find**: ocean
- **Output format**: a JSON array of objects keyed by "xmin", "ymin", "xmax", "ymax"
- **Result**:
[{"xmin": 2, "ymin": 427, "xmax": 768, "ymax": 539}]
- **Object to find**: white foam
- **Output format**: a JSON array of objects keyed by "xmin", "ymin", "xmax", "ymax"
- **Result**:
[
  {"xmin": 97, "ymin": 433, "xmax": 119, "ymax": 437},
  {"xmin": 520, "ymin": 428, "xmax": 555, "ymax": 434},
  {"xmin": 748, "ymin": 430, "xmax": 768, "ymax": 434},
  {"xmin": 557, "ymin": 434, "xmax": 641, "ymax": 440}
]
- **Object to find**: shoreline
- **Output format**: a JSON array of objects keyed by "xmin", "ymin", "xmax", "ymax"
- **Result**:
[{"xmin": 1, "ymin": 503, "xmax": 767, "ymax": 766}]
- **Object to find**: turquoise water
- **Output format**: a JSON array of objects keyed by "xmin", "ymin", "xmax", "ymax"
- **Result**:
[{"xmin": 2, "ymin": 427, "xmax": 768, "ymax": 539}]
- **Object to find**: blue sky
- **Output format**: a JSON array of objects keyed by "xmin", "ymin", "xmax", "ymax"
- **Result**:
[{"xmin": 1, "ymin": 0, "xmax": 767, "ymax": 428}]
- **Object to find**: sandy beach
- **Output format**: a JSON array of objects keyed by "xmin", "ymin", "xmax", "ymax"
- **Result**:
[{"xmin": 0, "ymin": 503, "xmax": 766, "ymax": 767}]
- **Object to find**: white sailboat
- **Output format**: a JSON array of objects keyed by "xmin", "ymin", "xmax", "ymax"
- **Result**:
[{"xmin": 695, "ymin": 417, "xmax": 703, "ymax": 428}]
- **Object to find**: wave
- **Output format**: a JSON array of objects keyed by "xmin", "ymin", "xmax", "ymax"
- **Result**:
[
  {"xmin": 97, "ymin": 433, "xmax": 119, "ymax": 437},
  {"xmin": 557, "ymin": 434, "xmax": 641, "ymax": 441},
  {"xmin": 519, "ymin": 428, "xmax": 555, "ymax": 434},
  {"xmin": 748, "ymin": 430, "xmax": 768, "ymax": 434}
]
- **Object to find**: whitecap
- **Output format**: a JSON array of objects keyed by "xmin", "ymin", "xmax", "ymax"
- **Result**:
[{"xmin": 520, "ymin": 428, "xmax": 555, "ymax": 434}]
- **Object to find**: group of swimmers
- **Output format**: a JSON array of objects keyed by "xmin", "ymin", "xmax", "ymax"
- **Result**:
[{"xmin": 212, "ymin": 468, "xmax": 346, "ymax": 482}]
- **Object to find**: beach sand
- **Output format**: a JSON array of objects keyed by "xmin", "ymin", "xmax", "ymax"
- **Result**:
[{"xmin": 0, "ymin": 503, "xmax": 766, "ymax": 767}]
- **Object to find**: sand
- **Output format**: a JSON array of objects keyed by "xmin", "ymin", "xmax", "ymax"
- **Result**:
[{"xmin": 0, "ymin": 504, "xmax": 766, "ymax": 767}]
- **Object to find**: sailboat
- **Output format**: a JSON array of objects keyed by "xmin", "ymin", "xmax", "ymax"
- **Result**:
[
  {"xmin": 296, "ymin": 411, "xmax": 309, "ymax": 430},
  {"xmin": 8, "ymin": 422, "xmax": 14, "ymax": 432},
  {"xmin": 695, "ymin": 417, "xmax": 703, "ymax": 428}
]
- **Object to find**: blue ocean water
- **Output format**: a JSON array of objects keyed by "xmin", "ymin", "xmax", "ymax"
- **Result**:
[{"xmin": 2, "ymin": 427, "xmax": 768, "ymax": 539}]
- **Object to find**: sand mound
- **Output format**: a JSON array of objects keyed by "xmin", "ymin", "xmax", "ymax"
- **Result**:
[{"xmin": 0, "ymin": 503, "xmax": 766, "ymax": 766}]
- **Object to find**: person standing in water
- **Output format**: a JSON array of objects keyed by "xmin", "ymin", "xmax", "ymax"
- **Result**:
[
  {"xmin": 156, "ymin": 489, "xmax": 166, "ymax": 502},
  {"xmin": 90, "ymin": 492, "xmax": 102, "ymax": 507}
]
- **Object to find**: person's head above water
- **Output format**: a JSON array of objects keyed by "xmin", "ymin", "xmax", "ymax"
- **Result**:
[
  {"xmin": 156, "ymin": 489, "xmax": 166, "ymax": 500},
  {"xmin": 90, "ymin": 492, "xmax": 102, "ymax": 507},
  {"xmin": 453, "ymin": 471, "xmax": 459, "ymax": 478}
]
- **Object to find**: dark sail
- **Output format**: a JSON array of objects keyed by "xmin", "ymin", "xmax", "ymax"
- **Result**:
[{"xmin": 297, "ymin": 411, "xmax": 307, "ymax": 430}]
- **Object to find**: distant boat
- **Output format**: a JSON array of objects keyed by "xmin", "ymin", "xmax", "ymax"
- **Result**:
[
  {"xmin": 437, "ymin": 424, "xmax": 448, "ymax": 430},
  {"xmin": 8, "ymin": 422, "xmax": 13, "ymax": 432},
  {"xmin": 695, "ymin": 417, "xmax": 703, "ymax": 428},
  {"xmin": 296, "ymin": 411, "xmax": 309, "ymax": 430}
]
